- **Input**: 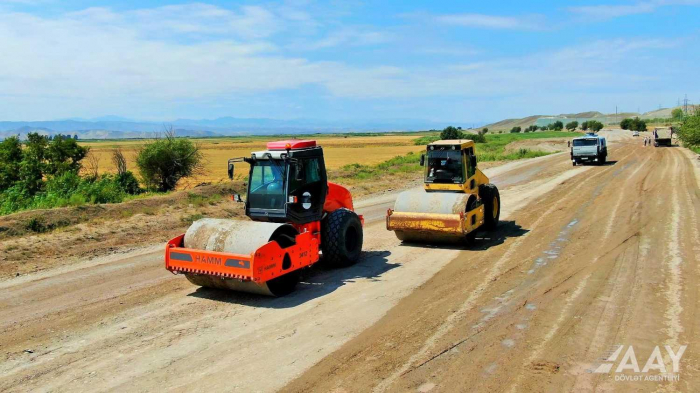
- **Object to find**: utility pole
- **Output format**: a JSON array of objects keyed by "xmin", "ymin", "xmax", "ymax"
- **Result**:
[{"xmin": 684, "ymin": 94, "xmax": 689, "ymax": 114}]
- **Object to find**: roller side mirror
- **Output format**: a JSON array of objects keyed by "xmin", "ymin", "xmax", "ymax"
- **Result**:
[{"xmin": 227, "ymin": 163, "xmax": 234, "ymax": 180}]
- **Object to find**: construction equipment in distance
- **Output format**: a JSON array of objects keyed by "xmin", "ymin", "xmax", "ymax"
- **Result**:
[
  {"xmin": 653, "ymin": 127, "xmax": 674, "ymax": 147},
  {"xmin": 165, "ymin": 140, "xmax": 364, "ymax": 296},
  {"xmin": 386, "ymin": 139, "xmax": 500, "ymax": 244}
]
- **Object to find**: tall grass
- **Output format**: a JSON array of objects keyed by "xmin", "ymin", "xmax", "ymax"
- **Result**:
[
  {"xmin": 413, "ymin": 135, "xmax": 440, "ymax": 145},
  {"xmin": 335, "ymin": 152, "xmax": 422, "ymax": 181}
]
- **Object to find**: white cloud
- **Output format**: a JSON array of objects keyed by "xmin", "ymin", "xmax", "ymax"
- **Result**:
[
  {"xmin": 316, "ymin": 38, "xmax": 680, "ymax": 99},
  {"xmin": 569, "ymin": 0, "xmax": 700, "ymax": 19},
  {"xmin": 289, "ymin": 27, "xmax": 392, "ymax": 50},
  {"xmin": 0, "ymin": 3, "xmax": 691, "ymax": 120},
  {"xmin": 0, "ymin": 4, "xmax": 400, "ymax": 118},
  {"xmin": 434, "ymin": 13, "xmax": 544, "ymax": 30}
]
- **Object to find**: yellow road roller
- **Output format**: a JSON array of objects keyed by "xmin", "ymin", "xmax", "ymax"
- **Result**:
[{"xmin": 386, "ymin": 139, "xmax": 500, "ymax": 244}]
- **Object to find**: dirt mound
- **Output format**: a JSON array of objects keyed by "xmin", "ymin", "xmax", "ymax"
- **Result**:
[{"xmin": 0, "ymin": 183, "xmax": 244, "ymax": 279}]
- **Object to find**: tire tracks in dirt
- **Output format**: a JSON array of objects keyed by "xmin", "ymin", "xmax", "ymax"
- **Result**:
[
  {"xmin": 0, "ymin": 151, "xmax": 586, "ymax": 392},
  {"xmin": 283, "ymin": 143, "xmax": 649, "ymax": 393}
]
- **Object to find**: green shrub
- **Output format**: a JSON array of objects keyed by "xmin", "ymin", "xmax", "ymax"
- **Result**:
[
  {"xmin": 25, "ymin": 217, "xmax": 49, "ymax": 233},
  {"xmin": 550, "ymin": 121, "xmax": 564, "ymax": 131},
  {"xmin": 678, "ymin": 112, "xmax": 700, "ymax": 148},
  {"xmin": 510, "ymin": 127, "xmax": 521, "ymax": 133},
  {"xmin": 672, "ymin": 108, "xmax": 684, "ymax": 121},
  {"xmin": 589, "ymin": 120, "xmax": 605, "ymax": 132},
  {"xmin": 115, "ymin": 171, "xmax": 142, "ymax": 195},
  {"xmin": 440, "ymin": 126, "xmax": 464, "ymax": 140},
  {"xmin": 0, "ymin": 171, "xmax": 142, "ymax": 215},
  {"xmin": 0, "ymin": 186, "xmax": 33, "ymax": 215},
  {"xmin": 44, "ymin": 171, "xmax": 82, "ymax": 198},
  {"xmin": 416, "ymin": 128, "xmax": 485, "ymax": 144},
  {"xmin": 136, "ymin": 132, "xmax": 203, "ymax": 192},
  {"xmin": 463, "ymin": 133, "xmax": 487, "ymax": 143},
  {"xmin": 619, "ymin": 117, "xmax": 645, "ymax": 131},
  {"xmin": 0, "ymin": 136, "xmax": 22, "ymax": 192},
  {"xmin": 77, "ymin": 176, "xmax": 126, "ymax": 204}
]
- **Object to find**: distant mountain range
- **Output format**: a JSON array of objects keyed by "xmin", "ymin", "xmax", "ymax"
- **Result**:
[
  {"xmin": 2, "ymin": 106, "xmax": 694, "ymax": 140},
  {"xmin": 0, "ymin": 117, "xmax": 462, "ymax": 140}
]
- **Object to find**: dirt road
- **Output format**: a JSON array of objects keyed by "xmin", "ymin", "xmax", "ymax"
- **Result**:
[{"xmin": 2, "ymin": 133, "xmax": 699, "ymax": 392}]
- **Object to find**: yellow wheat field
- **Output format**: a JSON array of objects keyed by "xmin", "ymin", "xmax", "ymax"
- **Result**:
[{"xmin": 82, "ymin": 134, "xmax": 427, "ymax": 189}]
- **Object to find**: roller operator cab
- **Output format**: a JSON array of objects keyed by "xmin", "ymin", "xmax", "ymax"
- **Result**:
[
  {"xmin": 165, "ymin": 140, "xmax": 363, "ymax": 297},
  {"xmin": 421, "ymin": 140, "xmax": 488, "ymax": 192},
  {"xmin": 229, "ymin": 140, "xmax": 330, "ymax": 225},
  {"xmin": 571, "ymin": 133, "xmax": 607, "ymax": 166}
]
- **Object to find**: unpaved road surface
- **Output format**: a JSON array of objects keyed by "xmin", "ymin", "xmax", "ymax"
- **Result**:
[{"xmin": 2, "ymin": 131, "xmax": 699, "ymax": 392}]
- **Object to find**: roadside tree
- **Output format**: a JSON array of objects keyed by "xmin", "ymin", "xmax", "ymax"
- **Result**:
[
  {"xmin": 678, "ymin": 112, "xmax": 700, "ymax": 148},
  {"xmin": 566, "ymin": 121, "xmax": 579, "ymax": 131},
  {"xmin": 136, "ymin": 131, "xmax": 203, "ymax": 192},
  {"xmin": 672, "ymin": 108, "xmax": 684, "ymax": 121},
  {"xmin": 440, "ymin": 126, "xmax": 464, "ymax": 140}
]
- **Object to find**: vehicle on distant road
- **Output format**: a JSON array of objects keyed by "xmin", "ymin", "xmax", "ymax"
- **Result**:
[
  {"xmin": 633, "ymin": 131, "xmax": 639, "ymax": 137},
  {"xmin": 571, "ymin": 133, "xmax": 607, "ymax": 166},
  {"xmin": 653, "ymin": 127, "xmax": 673, "ymax": 147}
]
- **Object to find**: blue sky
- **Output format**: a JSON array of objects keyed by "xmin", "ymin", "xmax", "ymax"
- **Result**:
[{"xmin": 0, "ymin": 0, "xmax": 698, "ymax": 124}]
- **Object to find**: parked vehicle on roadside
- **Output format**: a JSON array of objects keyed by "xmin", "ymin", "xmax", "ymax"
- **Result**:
[{"xmin": 571, "ymin": 133, "xmax": 607, "ymax": 166}]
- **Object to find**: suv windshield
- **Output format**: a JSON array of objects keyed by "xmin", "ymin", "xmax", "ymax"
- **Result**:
[
  {"xmin": 248, "ymin": 160, "xmax": 286, "ymax": 210},
  {"xmin": 425, "ymin": 149, "xmax": 464, "ymax": 183},
  {"xmin": 573, "ymin": 139, "xmax": 598, "ymax": 147}
]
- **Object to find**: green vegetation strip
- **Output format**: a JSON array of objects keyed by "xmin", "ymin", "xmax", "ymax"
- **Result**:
[{"xmin": 336, "ymin": 131, "xmax": 580, "ymax": 181}]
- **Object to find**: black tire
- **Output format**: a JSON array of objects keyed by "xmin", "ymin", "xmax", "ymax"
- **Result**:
[
  {"xmin": 322, "ymin": 208, "xmax": 363, "ymax": 267},
  {"xmin": 465, "ymin": 229, "xmax": 477, "ymax": 244},
  {"xmin": 479, "ymin": 183, "xmax": 500, "ymax": 231},
  {"xmin": 266, "ymin": 270, "xmax": 300, "ymax": 297}
]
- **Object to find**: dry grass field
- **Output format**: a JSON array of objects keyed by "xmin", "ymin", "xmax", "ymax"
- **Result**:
[{"xmin": 82, "ymin": 134, "xmax": 427, "ymax": 189}]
